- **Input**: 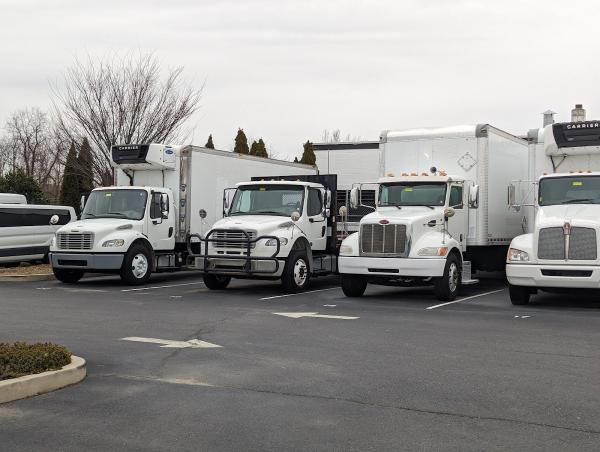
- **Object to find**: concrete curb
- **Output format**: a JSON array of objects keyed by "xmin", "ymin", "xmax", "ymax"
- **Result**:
[
  {"xmin": 0, "ymin": 274, "xmax": 55, "ymax": 282},
  {"xmin": 0, "ymin": 355, "xmax": 86, "ymax": 404}
]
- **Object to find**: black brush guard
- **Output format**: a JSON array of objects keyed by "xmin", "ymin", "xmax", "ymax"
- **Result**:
[{"xmin": 187, "ymin": 228, "xmax": 281, "ymax": 275}]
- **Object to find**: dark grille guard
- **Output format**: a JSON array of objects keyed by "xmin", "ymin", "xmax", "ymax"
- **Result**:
[{"xmin": 187, "ymin": 228, "xmax": 281, "ymax": 274}]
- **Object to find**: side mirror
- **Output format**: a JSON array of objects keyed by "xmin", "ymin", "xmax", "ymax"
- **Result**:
[
  {"xmin": 199, "ymin": 209, "xmax": 207, "ymax": 219},
  {"xmin": 350, "ymin": 187, "xmax": 359, "ymax": 210},
  {"xmin": 291, "ymin": 211, "xmax": 301, "ymax": 222},
  {"xmin": 50, "ymin": 214, "xmax": 60, "ymax": 225},
  {"xmin": 160, "ymin": 193, "xmax": 169, "ymax": 219},
  {"xmin": 444, "ymin": 207, "xmax": 455, "ymax": 219},
  {"xmin": 339, "ymin": 205, "xmax": 348, "ymax": 219},
  {"xmin": 508, "ymin": 184, "xmax": 521, "ymax": 211},
  {"xmin": 469, "ymin": 185, "xmax": 479, "ymax": 208},
  {"xmin": 79, "ymin": 195, "xmax": 86, "ymax": 213}
]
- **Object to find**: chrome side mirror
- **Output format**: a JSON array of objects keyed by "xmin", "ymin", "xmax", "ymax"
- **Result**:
[
  {"xmin": 444, "ymin": 207, "xmax": 455, "ymax": 219},
  {"xmin": 350, "ymin": 187, "xmax": 359, "ymax": 210},
  {"xmin": 291, "ymin": 211, "xmax": 301, "ymax": 222},
  {"xmin": 160, "ymin": 193, "xmax": 169, "ymax": 219},
  {"xmin": 50, "ymin": 214, "xmax": 60, "ymax": 225},
  {"xmin": 469, "ymin": 185, "xmax": 479, "ymax": 208}
]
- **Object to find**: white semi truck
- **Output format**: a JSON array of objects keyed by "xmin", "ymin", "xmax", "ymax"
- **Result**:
[
  {"xmin": 337, "ymin": 124, "xmax": 530, "ymax": 301},
  {"xmin": 190, "ymin": 175, "xmax": 339, "ymax": 292},
  {"xmin": 49, "ymin": 143, "xmax": 315, "ymax": 284},
  {"xmin": 507, "ymin": 113, "xmax": 600, "ymax": 304}
]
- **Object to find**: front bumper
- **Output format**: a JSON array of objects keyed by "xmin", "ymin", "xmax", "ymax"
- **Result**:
[
  {"xmin": 338, "ymin": 255, "xmax": 446, "ymax": 277},
  {"xmin": 506, "ymin": 263, "xmax": 600, "ymax": 288},
  {"xmin": 195, "ymin": 256, "xmax": 284, "ymax": 277},
  {"xmin": 49, "ymin": 252, "xmax": 124, "ymax": 270}
]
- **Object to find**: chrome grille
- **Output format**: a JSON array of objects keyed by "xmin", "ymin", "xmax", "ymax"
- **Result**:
[
  {"xmin": 360, "ymin": 223, "xmax": 407, "ymax": 256},
  {"xmin": 569, "ymin": 227, "xmax": 597, "ymax": 260},
  {"xmin": 212, "ymin": 230, "xmax": 257, "ymax": 249},
  {"xmin": 56, "ymin": 232, "xmax": 94, "ymax": 250}
]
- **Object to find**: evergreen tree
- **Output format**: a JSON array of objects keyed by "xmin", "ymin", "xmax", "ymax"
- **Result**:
[
  {"xmin": 233, "ymin": 128, "xmax": 249, "ymax": 154},
  {"xmin": 77, "ymin": 138, "xmax": 94, "ymax": 195},
  {"xmin": 293, "ymin": 157, "xmax": 299, "ymax": 163},
  {"xmin": 0, "ymin": 169, "xmax": 47, "ymax": 204},
  {"xmin": 256, "ymin": 138, "xmax": 268, "ymax": 158},
  {"xmin": 299, "ymin": 140, "xmax": 316, "ymax": 165},
  {"xmin": 59, "ymin": 143, "xmax": 81, "ymax": 214},
  {"xmin": 249, "ymin": 140, "xmax": 259, "ymax": 156},
  {"xmin": 205, "ymin": 134, "xmax": 215, "ymax": 149}
]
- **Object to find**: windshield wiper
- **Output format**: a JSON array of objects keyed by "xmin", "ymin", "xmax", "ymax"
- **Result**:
[
  {"xmin": 411, "ymin": 204, "xmax": 435, "ymax": 210},
  {"xmin": 561, "ymin": 198, "xmax": 595, "ymax": 204},
  {"xmin": 380, "ymin": 204, "xmax": 402, "ymax": 209}
]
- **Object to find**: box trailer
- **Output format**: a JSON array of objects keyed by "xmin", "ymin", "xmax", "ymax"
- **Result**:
[{"xmin": 49, "ymin": 144, "xmax": 316, "ymax": 284}]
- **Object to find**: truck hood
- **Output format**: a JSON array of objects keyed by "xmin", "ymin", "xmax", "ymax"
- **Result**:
[
  {"xmin": 212, "ymin": 215, "xmax": 292, "ymax": 235},
  {"xmin": 361, "ymin": 207, "xmax": 443, "ymax": 225},
  {"xmin": 57, "ymin": 218, "xmax": 141, "ymax": 236},
  {"xmin": 537, "ymin": 204, "xmax": 600, "ymax": 227}
]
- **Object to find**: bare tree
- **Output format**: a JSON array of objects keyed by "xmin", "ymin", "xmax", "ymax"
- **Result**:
[
  {"xmin": 52, "ymin": 53, "xmax": 202, "ymax": 185},
  {"xmin": 321, "ymin": 129, "xmax": 360, "ymax": 143},
  {"xmin": 0, "ymin": 108, "xmax": 64, "ymax": 191}
]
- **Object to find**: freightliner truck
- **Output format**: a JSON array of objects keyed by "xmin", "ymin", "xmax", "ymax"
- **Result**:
[
  {"xmin": 507, "ymin": 112, "xmax": 600, "ymax": 304},
  {"xmin": 49, "ymin": 143, "xmax": 315, "ymax": 285}
]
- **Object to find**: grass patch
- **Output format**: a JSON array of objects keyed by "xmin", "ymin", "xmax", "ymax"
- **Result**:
[{"xmin": 0, "ymin": 342, "xmax": 71, "ymax": 380}]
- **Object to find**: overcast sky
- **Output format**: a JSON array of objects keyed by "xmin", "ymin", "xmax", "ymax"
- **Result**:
[{"xmin": 1, "ymin": 0, "xmax": 599, "ymax": 159}]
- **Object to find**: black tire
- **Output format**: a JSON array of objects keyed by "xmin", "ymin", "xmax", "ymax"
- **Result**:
[
  {"xmin": 433, "ymin": 254, "xmax": 461, "ymax": 302},
  {"xmin": 53, "ymin": 268, "xmax": 84, "ymax": 284},
  {"xmin": 281, "ymin": 249, "xmax": 310, "ymax": 293},
  {"xmin": 203, "ymin": 274, "xmax": 231, "ymax": 290},
  {"xmin": 341, "ymin": 274, "xmax": 367, "ymax": 297},
  {"xmin": 509, "ymin": 284, "xmax": 531, "ymax": 305},
  {"xmin": 120, "ymin": 243, "xmax": 153, "ymax": 286}
]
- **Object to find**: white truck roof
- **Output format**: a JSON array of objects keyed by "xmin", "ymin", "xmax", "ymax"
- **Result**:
[
  {"xmin": 235, "ymin": 180, "xmax": 324, "ymax": 189},
  {"xmin": 0, "ymin": 193, "xmax": 27, "ymax": 204},
  {"xmin": 377, "ymin": 175, "xmax": 460, "ymax": 184}
]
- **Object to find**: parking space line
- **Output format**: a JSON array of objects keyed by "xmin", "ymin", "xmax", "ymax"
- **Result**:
[
  {"xmin": 260, "ymin": 287, "xmax": 340, "ymax": 300},
  {"xmin": 121, "ymin": 282, "xmax": 205, "ymax": 292},
  {"xmin": 426, "ymin": 289, "xmax": 505, "ymax": 310}
]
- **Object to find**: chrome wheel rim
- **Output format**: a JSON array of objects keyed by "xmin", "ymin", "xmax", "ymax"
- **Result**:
[
  {"xmin": 448, "ymin": 262, "xmax": 459, "ymax": 292},
  {"xmin": 131, "ymin": 253, "xmax": 149, "ymax": 279},
  {"xmin": 293, "ymin": 258, "xmax": 308, "ymax": 287}
]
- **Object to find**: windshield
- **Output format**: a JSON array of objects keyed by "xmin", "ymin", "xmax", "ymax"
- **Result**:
[
  {"xmin": 82, "ymin": 189, "xmax": 148, "ymax": 220},
  {"xmin": 539, "ymin": 176, "xmax": 600, "ymax": 206},
  {"xmin": 379, "ymin": 182, "xmax": 447, "ymax": 207},
  {"xmin": 229, "ymin": 184, "xmax": 304, "ymax": 216}
]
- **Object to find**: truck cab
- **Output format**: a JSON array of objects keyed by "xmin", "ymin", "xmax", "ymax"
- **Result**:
[
  {"xmin": 193, "ymin": 176, "xmax": 336, "ymax": 292},
  {"xmin": 338, "ymin": 174, "xmax": 475, "ymax": 301},
  {"xmin": 49, "ymin": 186, "xmax": 176, "ymax": 284},
  {"xmin": 507, "ymin": 172, "xmax": 600, "ymax": 304}
]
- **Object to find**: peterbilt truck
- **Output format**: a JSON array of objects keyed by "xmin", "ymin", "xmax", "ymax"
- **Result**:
[
  {"xmin": 191, "ymin": 175, "xmax": 338, "ymax": 292},
  {"xmin": 49, "ymin": 143, "xmax": 315, "ymax": 285},
  {"xmin": 337, "ymin": 124, "xmax": 530, "ymax": 301},
  {"xmin": 507, "ymin": 115, "xmax": 600, "ymax": 304}
]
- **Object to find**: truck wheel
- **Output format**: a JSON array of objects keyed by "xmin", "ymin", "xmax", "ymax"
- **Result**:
[
  {"xmin": 433, "ymin": 254, "xmax": 461, "ymax": 302},
  {"xmin": 341, "ymin": 274, "xmax": 367, "ymax": 297},
  {"xmin": 203, "ymin": 274, "xmax": 231, "ymax": 290},
  {"xmin": 120, "ymin": 244, "xmax": 153, "ymax": 285},
  {"xmin": 509, "ymin": 284, "xmax": 531, "ymax": 305},
  {"xmin": 52, "ymin": 268, "xmax": 84, "ymax": 284},
  {"xmin": 281, "ymin": 250, "xmax": 310, "ymax": 293}
]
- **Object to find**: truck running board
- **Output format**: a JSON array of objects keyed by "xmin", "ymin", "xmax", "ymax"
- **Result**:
[{"xmin": 461, "ymin": 261, "xmax": 479, "ymax": 285}]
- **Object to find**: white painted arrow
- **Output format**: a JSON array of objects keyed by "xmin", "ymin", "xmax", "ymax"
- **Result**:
[
  {"xmin": 273, "ymin": 312, "xmax": 359, "ymax": 320},
  {"xmin": 121, "ymin": 336, "xmax": 222, "ymax": 349}
]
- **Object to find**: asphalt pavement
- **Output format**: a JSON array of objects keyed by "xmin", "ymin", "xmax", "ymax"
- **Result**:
[{"xmin": 1, "ymin": 272, "xmax": 599, "ymax": 451}]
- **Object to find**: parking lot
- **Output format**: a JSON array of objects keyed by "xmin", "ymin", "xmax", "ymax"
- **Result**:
[{"xmin": 1, "ymin": 273, "xmax": 599, "ymax": 451}]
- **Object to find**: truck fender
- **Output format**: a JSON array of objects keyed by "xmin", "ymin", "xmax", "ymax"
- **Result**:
[
  {"xmin": 290, "ymin": 237, "xmax": 312, "ymax": 268},
  {"xmin": 128, "ymin": 238, "xmax": 155, "ymax": 271}
]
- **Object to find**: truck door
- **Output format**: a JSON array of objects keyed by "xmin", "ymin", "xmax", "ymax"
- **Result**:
[
  {"xmin": 306, "ymin": 187, "xmax": 327, "ymax": 251},
  {"xmin": 447, "ymin": 184, "xmax": 467, "ymax": 252},
  {"xmin": 149, "ymin": 191, "xmax": 176, "ymax": 251}
]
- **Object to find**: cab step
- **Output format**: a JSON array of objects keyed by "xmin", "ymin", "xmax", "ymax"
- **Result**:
[{"xmin": 461, "ymin": 261, "xmax": 479, "ymax": 285}]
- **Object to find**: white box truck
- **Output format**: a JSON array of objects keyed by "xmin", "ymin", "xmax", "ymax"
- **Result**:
[
  {"xmin": 49, "ymin": 143, "xmax": 316, "ymax": 284},
  {"xmin": 507, "ymin": 114, "xmax": 600, "ymax": 304},
  {"xmin": 190, "ymin": 174, "xmax": 339, "ymax": 293},
  {"xmin": 338, "ymin": 124, "xmax": 530, "ymax": 301}
]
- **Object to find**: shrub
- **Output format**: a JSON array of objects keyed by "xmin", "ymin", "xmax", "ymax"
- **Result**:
[{"xmin": 0, "ymin": 342, "xmax": 71, "ymax": 380}]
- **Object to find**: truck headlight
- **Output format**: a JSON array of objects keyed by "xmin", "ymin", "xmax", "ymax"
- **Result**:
[
  {"xmin": 418, "ymin": 247, "xmax": 448, "ymax": 256},
  {"xmin": 508, "ymin": 248, "xmax": 529, "ymax": 262},
  {"xmin": 340, "ymin": 244, "xmax": 353, "ymax": 254},
  {"xmin": 265, "ymin": 237, "xmax": 288, "ymax": 246},
  {"xmin": 102, "ymin": 239, "xmax": 125, "ymax": 247}
]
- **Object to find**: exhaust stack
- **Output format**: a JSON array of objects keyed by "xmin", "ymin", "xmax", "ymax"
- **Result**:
[{"xmin": 571, "ymin": 104, "xmax": 586, "ymax": 122}]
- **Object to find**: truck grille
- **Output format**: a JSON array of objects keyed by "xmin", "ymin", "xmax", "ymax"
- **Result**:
[
  {"xmin": 360, "ymin": 223, "xmax": 407, "ymax": 256},
  {"xmin": 212, "ymin": 230, "xmax": 258, "ymax": 249},
  {"xmin": 56, "ymin": 232, "xmax": 94, "ymax": 250},
  {"xmin": 537, "ymin": 227, "xmax": 597, "ymax": 260}
]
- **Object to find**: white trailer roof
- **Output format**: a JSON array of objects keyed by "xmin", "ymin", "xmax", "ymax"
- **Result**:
[{"xmin": 381, "ymin": 124, "xmax": 525, "ymax": 145}]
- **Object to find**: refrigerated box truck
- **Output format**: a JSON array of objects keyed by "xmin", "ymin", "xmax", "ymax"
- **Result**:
[
  {"xmin": 49, "ymin": 143, "xmax": 316, "ymax": 284},
  {"xmin": 507, "ymin": 114, "xmax": 600, "ymax": 304},
  {"xmin": 338, "ymin": 124, "xmax": 530, "ymax": 301}
]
